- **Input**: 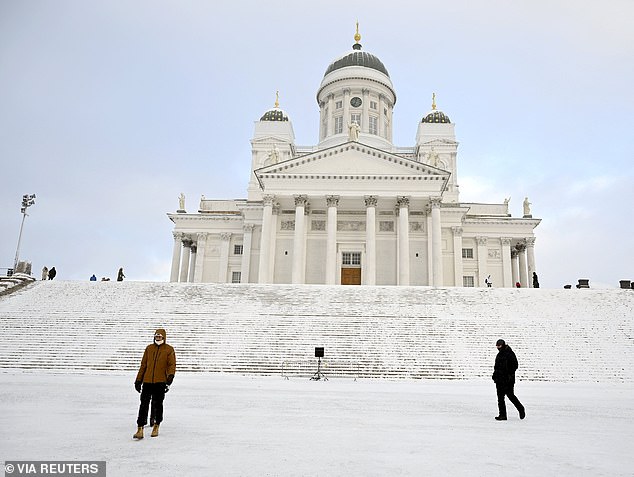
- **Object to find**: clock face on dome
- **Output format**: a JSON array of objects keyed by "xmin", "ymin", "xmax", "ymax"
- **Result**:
[{"xmin": 350, "ymin": 96, "xmax": 362, "ymax": 107}]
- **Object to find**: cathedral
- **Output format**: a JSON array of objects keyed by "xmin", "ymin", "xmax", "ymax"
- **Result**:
[{"xmin": 168, "ymin": 28, "xmax": 540, "ymax": 288}]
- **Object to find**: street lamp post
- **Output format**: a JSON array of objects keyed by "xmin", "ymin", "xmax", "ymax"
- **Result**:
[{"xmin": 13, "ymin": 194, "xmax": 36, "ymax": 273}]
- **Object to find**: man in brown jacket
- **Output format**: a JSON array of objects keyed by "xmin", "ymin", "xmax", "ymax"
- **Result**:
[{"xmin": 133, "ymin": 328, "xmax": 176, "ymax": 439}]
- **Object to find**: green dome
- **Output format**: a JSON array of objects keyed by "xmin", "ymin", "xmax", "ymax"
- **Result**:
[
  {"xmin": 324, "ymin": 44, "xmax": 390, "ymax": 78},
  {"xmin": 422, "ymin": 110, "xmax": 451, "ymax": 124},
  {"xmin": 260, "ymin": 108, "xmax": 289, "ymax": 122}
]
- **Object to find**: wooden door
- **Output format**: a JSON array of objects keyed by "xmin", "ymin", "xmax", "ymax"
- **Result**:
[{"xmin": 341, "ymin": 267, "xmax": 361, "ymax": 285}]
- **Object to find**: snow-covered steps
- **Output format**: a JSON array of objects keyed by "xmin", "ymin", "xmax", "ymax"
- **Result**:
[{"xmin": 0, "ymin": 281, "xmax": 632, "ymax": 381}]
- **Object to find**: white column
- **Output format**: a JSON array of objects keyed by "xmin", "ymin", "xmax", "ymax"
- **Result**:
[
  {"xmin": 365, "ymin": 195, "xmax": 377, "ymax": 285},
  {"xmin": 431, "ymin": 197, "xmax": 443, "ymax": 287},
  {"xmin": 378, "ymin": 94, "xmax": 386, "ymax": 139},
  {"xmin": 327, "ymin": 94, "xmax": 335, "ymax": 136},
  {"xmin": 241, "ymin": 224, "xmax": 254, "ymax": 283},
  {"xmin": 325, "ymin": 195, "xmax": 339, "ymax": 285},
  {"xmin": 525, "ymin": 237, "xmax": 536, "ymax": 288},
  {"xmin": 194, "ymin": 233, "xmax": 207, "ymax": 283},
  {"xmin": 517, "ymin": 242, "xmax": 528, "ymax": 288},
  {"xmin": 188, "ymin": 245, "xmax": 197, "ymax": 283},
  {"xmin": 362, "ymin": 88, "xmax": 370, "ymax": 133},
  {"xmin": 292, "ymin": 195, "xmax": 308, "ymax": 284},
  {"xmin": 218, "ymin": 233, "xmax": 231, "ymax": 283},
  {"xmin": 179, "ymin": 239, "xmax": 191, "ymax": 283},
  {"xmin": 501, "ymin": 237, "xmax": 512, "ymax": 288},
  {"xmin": 258, "ymin": 195, "xmax": 274, "ymax": 283},
  {"xmin": 343, "ymin": 88, "xmax": 350, "ymax": 132},
  {"xmin": 397, "ymin": 196, "xmax": 410, "ymax": 286},
  {"xmin": 426, "ymin": 212, "xmax": 433, "ymax": 283},
  {"xmin": 452, "ymin": 226, "xmax": 463, "ymax": 287},
  {"xmin": 511, "ymin": 249, "xmax": 520, "ymax": 287},
  {"xmin": 170, "ymin": 232, "xmax": 183, "ymax": 282},
  {"xmin": 476, "ymin": 236, "xmax": 488, "ymax": 287},
  {"xmin": 269, "ymin": 205, "xmax": 279, "ymax": 283}
]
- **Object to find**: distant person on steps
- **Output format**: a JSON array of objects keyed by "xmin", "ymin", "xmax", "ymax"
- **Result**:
[
  {"xmin": 117, "ymin": 267, "xmax": 125, "ymax": 281},
  {"xmin": 492, "ymin": 339, "xmax": 525, "ymax": 421},
  {"xmin": 532, "ymin": 272, "xmax": 540, "ymax": 288},
  {"xmin": 41, "ymin": 266, "xmax": 48, "ymax": 281},
  {"xmin": 48, "ymin": 267, "xmax": 57, "ymax": 280},
  {"xmin": 133, "ymin": 328, "xmax": 176, "ymax": 439}
]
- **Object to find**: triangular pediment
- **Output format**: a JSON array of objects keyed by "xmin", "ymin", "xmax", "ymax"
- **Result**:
[
  {"xmin": 254, "ymin": 142, "xmax": 450, "ymax": 195},
  {"xmin": 256, "ymin": 142, "xmax": 448, "ymax": 178}
]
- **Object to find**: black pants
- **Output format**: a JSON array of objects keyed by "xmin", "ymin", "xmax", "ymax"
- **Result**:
[
  {"xmin": 496, "ymin": 382, "xmax": 524, "ymax": 418},
  {"xmin": 137, "ymin": 382, "xmax": 166, "ymax": 426}
]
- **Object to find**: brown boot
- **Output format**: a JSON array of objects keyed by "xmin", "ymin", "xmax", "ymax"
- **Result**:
[
  {"xmin": 151, "ymin": 424, "xmax": 160, "ymax": 437},
  {"xmin": 133, "ymin": 426, "xmax": 144, "ymax": 439}
]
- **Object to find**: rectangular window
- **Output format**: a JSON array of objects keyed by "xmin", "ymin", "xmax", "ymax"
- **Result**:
[
  {"xmin": 463, "ymin": 276, "xmax": 475, "ymax": 287},
  {"xmin": 231, "ymin": 271, "xmax": 241, "ymax": 283},
  {"xmin": 335, "ymin": 116, "xmax": 343, "ymax": 134},
  {"xmin": 350, "ymin": 113, "xmax": 361, "ymax": 129},
  {"xmin": 462, "ymin": 248, "xmax": 474, "ymax": 259},
  {"xmin": 369, "ymin": 116, "xmax": 378, "ymax": 135},
  {"xmin": 335, "ymin": 100, "xmax": 343, "ymax": 109},
  {"xmin": 370, "ymin": 100, "xmax": 377, "ymax": 110},
  {"xmin": 234, "ymin": 244, "xmax": 243, "ymax": 255},
  {"xmin": 342, "ymin": 252, "xmax": 361, "ymax": 265}
]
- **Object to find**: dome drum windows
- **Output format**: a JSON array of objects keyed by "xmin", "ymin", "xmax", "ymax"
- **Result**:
[
  {"xmin": 351, "ymin": 113, "xmax": 361, "ymax": 129},
  {"xmin": 335, "ymin": 116, "xmax": 344, "ymax": 134},
  {"xmin": 369, "ymin": 116, "xmax": 378, "ymax": 135}
]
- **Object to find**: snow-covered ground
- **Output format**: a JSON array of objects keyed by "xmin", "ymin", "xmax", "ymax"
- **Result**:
[{"xmin": 1, "ymin": 371, "xmax": 632, "ymax": 476}]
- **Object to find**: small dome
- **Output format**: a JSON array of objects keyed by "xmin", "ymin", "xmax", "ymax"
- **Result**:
[
  {"xmin": 260, "ymin": 108, "xmax": 289, "ymax": 122},
  {"xmin": 422, "ymin": 110, "xmax": 451, "ymax": 124},
  {"xmin": 324, "ymin": 44, "xmax": 390, "ymax": 78}
]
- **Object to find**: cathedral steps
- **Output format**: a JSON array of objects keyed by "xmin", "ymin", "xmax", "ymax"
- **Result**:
[{"xmin": 0, "ymin": 281, "xmax": 632, "ymax": 382}]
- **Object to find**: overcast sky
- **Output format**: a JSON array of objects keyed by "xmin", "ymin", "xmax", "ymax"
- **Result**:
[{"xmin": 1, "ymin": 0, "xmax": 633, "ymax": 288}]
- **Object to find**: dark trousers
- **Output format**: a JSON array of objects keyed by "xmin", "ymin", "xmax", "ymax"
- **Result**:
[
  {"xmin": 137, "ymin": 383, "xmax": 166, "ymax": 426},
  {"xmin": 496, "ymin": 382, "xmax": 524, "ymax": 417}
]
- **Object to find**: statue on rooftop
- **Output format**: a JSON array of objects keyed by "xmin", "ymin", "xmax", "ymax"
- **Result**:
[
  {"xmin": 523, "ymin": 197, "xmax": 531, "ymax": 217},
  {"xmin": 178, "ymin": 193, "xmax": 185, "ymax": 211}
]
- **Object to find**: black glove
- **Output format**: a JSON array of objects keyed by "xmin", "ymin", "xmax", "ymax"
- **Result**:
[
  {"xmin": 164, "ymin": 384, "xmax": 170, "ymax": 393},
  {"xmin": 135, "ymin": 381, "xmax": 142, "ymax": 393},
  {"xmin": 166, "ymin": 374, "xmax": 174, "ymax": 385}
]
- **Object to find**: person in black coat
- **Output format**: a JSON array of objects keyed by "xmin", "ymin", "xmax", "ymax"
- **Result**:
[
  {"xmin": 48, "ymin": 267, "xmax": 57, "ymax": 280},
  {"xmin": 532, "ymin": 272, "xmax": 540, "ymax": 288},
  {"xmin": 492, "ymin": 339, "xmax": 525, "ymax": 420}
]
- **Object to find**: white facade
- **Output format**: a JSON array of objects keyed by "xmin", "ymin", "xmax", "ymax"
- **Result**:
[{"xmin": 168, "ymin": 34, "xmax": 540, "ymax": 288}]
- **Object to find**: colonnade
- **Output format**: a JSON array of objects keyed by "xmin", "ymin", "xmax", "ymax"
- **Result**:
[
  {"xmin": 171, "ymin": 196, "xmax": 537, "ymax": 287},
  {"xmin": 257, "ymin": 194, "xmax": 444, "ymax": 286},
  {"xmin": 170, "ymin": 225, "xmax": 256, "ymax": 283}
]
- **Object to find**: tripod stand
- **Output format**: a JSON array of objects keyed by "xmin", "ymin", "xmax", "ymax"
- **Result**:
[{"xmin": 310, "ymin": 356, "xmax": 328, "ymax": 381}]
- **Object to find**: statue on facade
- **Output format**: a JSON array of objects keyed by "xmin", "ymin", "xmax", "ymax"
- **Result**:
[
  {"xmin": 523, "ymin": 197, "xmax": 531, "ymax": 217},
  {"xmin": 199, "ymin": 194, "xmax": 206, "ymax": 211},
  {"xmin": 348, "ymin": 121, "xmax": 360, "ymax": 141},
  {"xmin": 427, "ymin": 147, "xmax": 440, "ymax": 167},
  {"xmin": 178, "ymin": 193, "xmax": 186, "ymax": 211},
  {"xmin": 267, "ymin": 145, "xmax": 280, "ymax": 165},
  {"xmin": 504, "ymin": 197, "xmax": 510, "ymax": 215}
]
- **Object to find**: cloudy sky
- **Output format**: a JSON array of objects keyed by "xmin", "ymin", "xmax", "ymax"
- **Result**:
[{"xmin": 1, "ymin": 0, "xmax": 632, "ymax": 288}]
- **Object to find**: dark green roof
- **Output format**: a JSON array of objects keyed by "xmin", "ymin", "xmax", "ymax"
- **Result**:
[
  {"xmin": 260, "ymin": 109, "xmax": 289, "ymax": 122},
  {"xmin": 422, "ymin": 111, "xmax": 451, "ymax": 124},
  {"xmin": 324, "ymin": 46, "xmax": 390, "ymax": 78}
]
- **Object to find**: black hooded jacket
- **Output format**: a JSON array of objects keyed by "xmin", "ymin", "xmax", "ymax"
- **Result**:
[{"xmin": 493, "ymin": 345, "xmax": 518, "ymax": 385}]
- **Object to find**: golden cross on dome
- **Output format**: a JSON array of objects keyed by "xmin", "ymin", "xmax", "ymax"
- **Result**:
[
  {"xmin": 354, "ymin": 21, "xmax": 361, "ymax": 43},
  {"xmin": 432, "ymin": 92, "xmax": 437, "ymax": 110},
  {"xmin": 275, "ymin": 91, "xmax": 279, "ymax": 108}
]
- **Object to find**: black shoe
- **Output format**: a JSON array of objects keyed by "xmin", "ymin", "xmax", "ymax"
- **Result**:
[
  {"xmin": 495, "ymin": 416, "xmax": 507, "ymax": 421},
  {"xmin": 519, "ymin": 408, "xmax": 526, "ymax": 420}
]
